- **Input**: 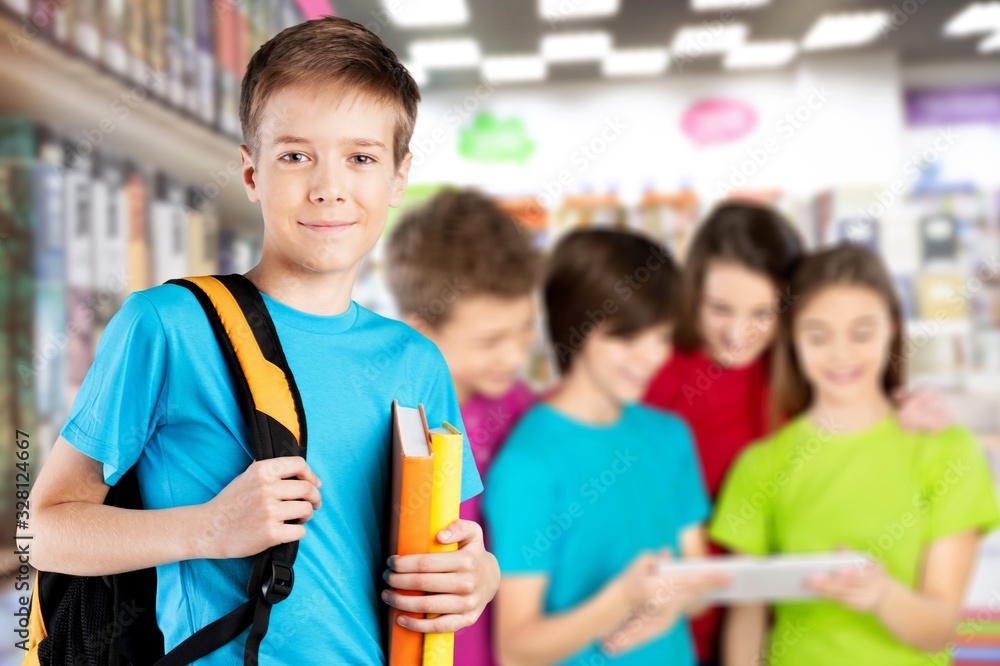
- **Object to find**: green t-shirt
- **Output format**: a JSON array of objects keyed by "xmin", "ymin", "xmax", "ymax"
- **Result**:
[{"xmin": 709, "ymin": 413, "xmax": 1000, "ymax": 666}]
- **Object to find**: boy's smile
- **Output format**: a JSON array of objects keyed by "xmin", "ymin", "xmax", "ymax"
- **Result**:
[{"xmin": 240, "ymin": 81, "xmax": 411, "ymax": 283}]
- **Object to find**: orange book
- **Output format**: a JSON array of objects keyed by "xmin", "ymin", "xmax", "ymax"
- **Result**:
[{"xmin": 387, "ymin": 402, "xmax": 435, "ymax": 666}]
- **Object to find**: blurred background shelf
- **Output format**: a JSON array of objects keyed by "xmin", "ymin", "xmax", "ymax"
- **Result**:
[{"xmin": 0, "ymin": 10, "xmax": 260, "ymax": 233}]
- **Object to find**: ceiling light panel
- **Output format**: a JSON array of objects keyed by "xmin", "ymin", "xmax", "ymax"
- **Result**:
[
  {"xmin": 541, "ymin": 31, "xmax": 613, "ymax": 62},
  {"xmin": 724, "ymin": 40, "xmax": 797, "ymax": 69},
  {"xmin": 409, "ymin": 38, "xmax": 481, "ymax": 68},
  {"xmin": 483, "ymin": 55, "xmax": 548, "ymax": 82},
  {"xmin": 539, "ymin": 0, "xmax": 620, "ymax": 21},
  {"xmin": 602, "ymin": 48, "xmax": 670, "ymax": 77},
  {"xmin": 801, "ymin": 11, "xmax": 890, "ymax": 51},
  {"xmin": 672, "ymin": 23, "xmax": 749, "ymax": 56},
  {"xmin": 382, "ymin": 0, "xmax": 469, "ymax": 28}
]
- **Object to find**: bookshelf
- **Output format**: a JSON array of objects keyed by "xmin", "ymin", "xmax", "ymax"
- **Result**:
[{"xmin": 0, "ymin": 10, "xmax": 261, "ymax": 233}]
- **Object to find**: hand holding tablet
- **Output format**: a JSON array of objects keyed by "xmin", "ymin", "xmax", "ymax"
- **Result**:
[{"xmin": 658, "ymin": 552, "xmax": 872, "ymax": 603}]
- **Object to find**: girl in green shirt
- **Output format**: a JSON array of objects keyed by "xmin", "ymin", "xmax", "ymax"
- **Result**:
[{"xmin": 710, "ymin": 244, "xmax": 1000, "ymax": 666}]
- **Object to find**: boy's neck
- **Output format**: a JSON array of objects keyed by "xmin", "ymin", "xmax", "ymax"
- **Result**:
[
  {"xmin": 244, "ymin": 254, "xmax": 358, "ymax": 316},
  {"xmin": 547, "ymin": 365, "xmax": 622, "ymax": 426}
]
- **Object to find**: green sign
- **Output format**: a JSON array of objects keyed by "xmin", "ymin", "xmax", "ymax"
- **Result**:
[{"xmin": 458, "ymin": 113, "xmax": 535, "ymax": 164}]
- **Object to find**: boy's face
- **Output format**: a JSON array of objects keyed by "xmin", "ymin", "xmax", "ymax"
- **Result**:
[
  {"xmin": 413, "ymin": 295, "xmax": 536, "ymax": 404},
  {"xmin": 240, "ymin": 81, "xmax": 411, "ymax": 277},
  {"xmin": 576, "ymin": 323, "xmax": 673, "ymax": 404}
]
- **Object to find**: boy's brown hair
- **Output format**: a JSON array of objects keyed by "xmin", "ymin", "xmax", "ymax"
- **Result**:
[
  {"xmin": 240, "ymin": 16, "xmax": 420, "ymax": 166},
  {"xmin": 771, "ymin": 243, "xmax": 905, "ymax": 421},
  {"xmin": 385, "ymin": 189, "xmax": 540, "ymax": 325},
  {"xmin": 677, "ymin": 201, "xmax": 804, "ymax": 352},
  {"xmin": 544, "ymin": 229, "xmax": 680, "ymax": 374}
]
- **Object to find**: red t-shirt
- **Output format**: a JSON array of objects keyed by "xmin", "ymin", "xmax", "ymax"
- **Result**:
[{"xmin": 643, "ymin": 347, "xmax": 771, "ymax": 662}]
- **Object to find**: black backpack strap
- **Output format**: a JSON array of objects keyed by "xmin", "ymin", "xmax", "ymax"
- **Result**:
[{"xmin": 154, "ymin": 274, "xmax": 308, "ymax": 666}]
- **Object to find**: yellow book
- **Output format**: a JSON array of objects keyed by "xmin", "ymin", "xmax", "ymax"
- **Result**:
[{"xmin": 422, "ymin": 423, "xmax": 463, "ymax": 666}]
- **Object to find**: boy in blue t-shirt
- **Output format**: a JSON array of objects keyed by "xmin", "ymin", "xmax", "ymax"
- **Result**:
[
  {"xmin": 483, "ymin": 230, "xmax": 728, "ymax": 665},
  {"xmin": 26, "ymin": 17, "xmax": 499, "ymax": 665}
]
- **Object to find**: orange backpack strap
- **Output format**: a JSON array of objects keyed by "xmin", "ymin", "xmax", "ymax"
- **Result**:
[{"xmin": 156, "ymin": 273, "xmax": 307, "ymax": 666}]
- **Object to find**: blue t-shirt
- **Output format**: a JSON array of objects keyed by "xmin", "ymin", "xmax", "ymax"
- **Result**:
[
  {"xmin": 59, "ymin": 284, "xmax": 483, "ymax": 665},
  {"xmin": 482, "ymin": 402, "xmax": 709, "ymax": 666}
]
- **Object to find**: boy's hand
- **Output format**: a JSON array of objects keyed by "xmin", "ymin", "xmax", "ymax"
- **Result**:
[
  {"xmin": 382, "ymin": 519, "xmax": 501, "ymax": 633},
  {"xmin": 602, "ymin": 550, "xmax": 729, "ymax": 656},
  {"xmin": 196, "ymin": 457, "xmax": 322, "ymax": 559},
  {"xmin": 896, "ymin": 386, "xmax": 953, "ymax": 433}
]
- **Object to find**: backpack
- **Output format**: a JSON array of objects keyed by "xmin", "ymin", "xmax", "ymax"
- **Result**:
[{"xmin": 23, "ymin": 274, "xmax": 308, "ymax": 666}]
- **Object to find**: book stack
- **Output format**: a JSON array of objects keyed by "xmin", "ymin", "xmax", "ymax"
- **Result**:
[
  {"xmin": 954, "ymin": 610, "xmax": 1000, "ymax": 665},
  {"xmin": 0, "ymin": 116, "xmax": 238, "ymax": 465},
  {"xmin": 0, "ymin": 118, "xmax": 40, "ymax": 468},
  {"xmin": 0, "ymin": 0, "xmax": 308, "ymax": 140},
  {"xmin": 387, "ymin": 402, "xmax": 463, "ymax": 666}
]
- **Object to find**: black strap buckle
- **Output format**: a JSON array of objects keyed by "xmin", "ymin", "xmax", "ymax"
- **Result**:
[{"xmin": 261, "ymin": 559, "xmax": 294, "ymax": 604}]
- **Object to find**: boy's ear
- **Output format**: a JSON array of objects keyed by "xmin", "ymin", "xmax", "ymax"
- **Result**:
[
  {"xmin": 240, "ymin": 145, "xmax": 260, "ymax": 203},
  {"xmin": 388, "ymin": 152, "xmax": 413, "ymax": 208}
]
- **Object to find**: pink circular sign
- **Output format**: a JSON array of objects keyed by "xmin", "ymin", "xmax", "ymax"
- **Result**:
[{"xmin": 681, "ymin": 98, "xmax": 758, "ymax": 147}]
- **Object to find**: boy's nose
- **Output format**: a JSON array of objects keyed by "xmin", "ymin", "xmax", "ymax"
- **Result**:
[{"xmin": 310, "ymin": 164, "xmax": 346, "ymax": 204}]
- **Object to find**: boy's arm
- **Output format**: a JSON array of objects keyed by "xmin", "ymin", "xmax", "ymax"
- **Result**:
[
  {"xmin": 469, "ymin": 549, "xmax": 719, "ymax": 666},
  {"xmin": 722, "ymin": 603, "xmax": 769, "ymax": 666},
  {"xmin": 489, "ymin": 571, "xmax": 633, "ymax": 666},
  {"xmin": 25, "ymin": 437, "xmax": 322, "ymax": 576},
  {"xmin": 599, "ymin": 527, "xmax": 729, "ymax": 656}
]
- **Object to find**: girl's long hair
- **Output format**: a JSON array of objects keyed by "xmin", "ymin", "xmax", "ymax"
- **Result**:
[
  {"xmin": 771, "ymin": 243, "xmax": 906, "ymax": 424},
  {"xmin": 676, "ymin": 201, "xmax": 804, "ymax": 352}
]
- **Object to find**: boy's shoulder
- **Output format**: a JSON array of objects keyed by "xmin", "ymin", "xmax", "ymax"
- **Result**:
[
  {"xmin": 137, "ymin": 283, "xmax": 436, "ymax": 350},
  {"xmin": 354, "ymin": 303, "xmax": 449, "ymax": 364},
  {"xmin": 494, "ymin": 403, "xmax": 563, "ymax": 453}
]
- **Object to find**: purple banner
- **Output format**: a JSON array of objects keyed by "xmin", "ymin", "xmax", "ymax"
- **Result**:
[{"xmin": 905, "ymin": 85, "xmax": 1000, "ymax": 126}]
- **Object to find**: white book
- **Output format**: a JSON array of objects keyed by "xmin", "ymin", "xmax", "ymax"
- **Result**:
[
  {"xmin": 150, "ymin": 178, "xmax": 189, "ymax": 284},
  {"xmin": 64, "ymin": 157, "xmax": 93, "ymax": 290}
]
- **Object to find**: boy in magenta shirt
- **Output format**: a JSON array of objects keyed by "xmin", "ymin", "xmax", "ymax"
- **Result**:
[{"xmin": 386, "ymin": 189, "xmax": 540, "ymax": 665}]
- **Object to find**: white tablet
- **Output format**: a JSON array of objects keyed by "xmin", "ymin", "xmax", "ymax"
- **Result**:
[{"xmin": 659, "ymin": 552, "xmax": 870, "ymax": 603}]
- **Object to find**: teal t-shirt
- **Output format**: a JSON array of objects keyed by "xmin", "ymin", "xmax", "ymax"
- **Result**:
[
  {"xmin": 710, "ymin": 413, "xmax": 1000, "ymax": 666},
  {"xmin": 59, "ymin": 284, "xmax": 483, "ymax": 665},
  {"xmin": 483, "ymin": 402, "xmax": 710, "ymax": 666}
]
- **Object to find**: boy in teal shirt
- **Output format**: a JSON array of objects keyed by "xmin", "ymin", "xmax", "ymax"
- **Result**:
[
  {"xmin": 26, "ymin": 17, "xmax": 500, "ymax": 664},
  {"xmin": 484, "ymin": 229, "xmax": 727, "ymax": 665}
]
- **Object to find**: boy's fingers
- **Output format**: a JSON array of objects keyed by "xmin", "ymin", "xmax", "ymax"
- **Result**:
[
  {"xmin": 274, "ymin": 479, "xmax": 322, "ymax": 508},
  {"xmin": 260, "ymin": 457, "xmax": 320, "ymax": 486},
  {"xmin": 382, "ymin": 590, "xmax": 471, "ymax": 615},
  {"xmin": 436, "ymin": 519, "xmax": 483, "ymax": 545},
  {"xmin": 275, "ymin": 500, "xmax": 314, "ymax": 524},
  {"xmin": 396, "ymin": 610, "xmax": 473, "ymax": 634},
  {"xmin": 390, "ymin": 551, "xmax": 474, "ymax": 574},
  {"xmin": 273, "ymin": 523, "xmax": 307, "ymax": 544},
  {"xmin": 385, "ymin": 571, "xmax": 476, "ymax": 595}
]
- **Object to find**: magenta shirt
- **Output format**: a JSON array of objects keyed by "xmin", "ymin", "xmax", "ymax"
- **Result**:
[{"xmin": 455, "ymin": 381, "xmax": 536, "ymax": 666}]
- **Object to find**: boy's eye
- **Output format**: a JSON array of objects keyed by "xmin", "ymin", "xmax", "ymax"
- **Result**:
[
  {"xmin": 351, "ymin": 155, "xmax": 376, "ymax": 165},
  {"xmin": 280, "ymin": 152, "xmax": 308, "ymax": 163}
]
